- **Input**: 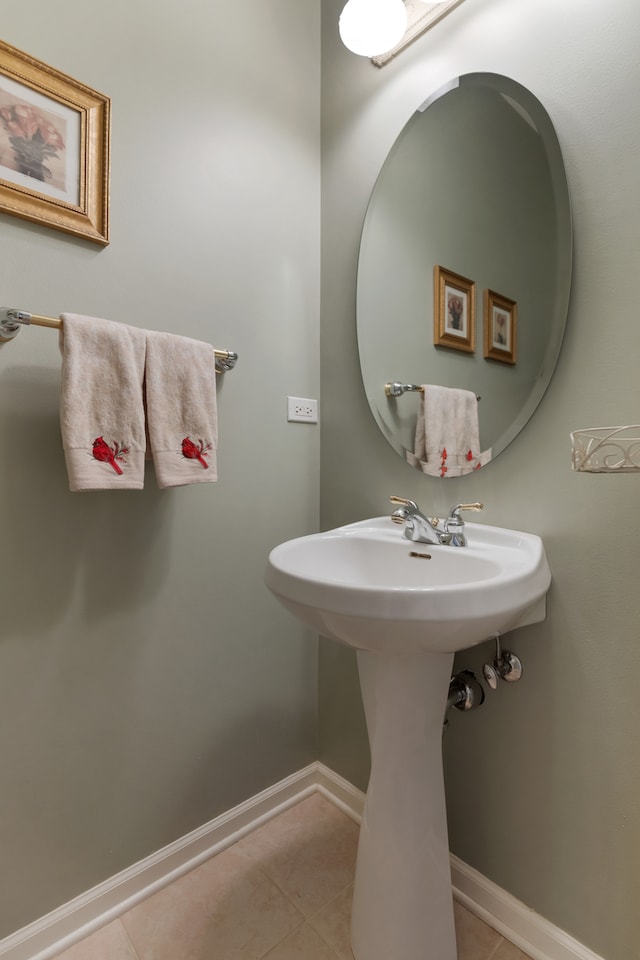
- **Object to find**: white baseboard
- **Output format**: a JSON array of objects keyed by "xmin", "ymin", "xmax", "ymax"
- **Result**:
[
  {"xmin": 450, "ymin": 856, "xmax": 606, "ymax": 960},
  {"xmin": 0, "ymin": 763, "xmax": 605, "ymax": 960},
  {"xmin": 314, "ymin": 762, "xmax": 365, "ymax": 823},
  {"xmin": 0, "ymin": 763, "xmax": 324, "ymax": 960}
]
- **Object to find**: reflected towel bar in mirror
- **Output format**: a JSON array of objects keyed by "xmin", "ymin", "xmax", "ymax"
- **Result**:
[
  {"xmin": 0, "ymin": 307, "xmax": 239, "ymax": 373},
  {"xmin": 385, "ymin": 381, "xmax": 480, "ymax": 401}
]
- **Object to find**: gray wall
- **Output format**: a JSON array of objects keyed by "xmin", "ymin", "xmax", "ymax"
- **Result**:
[
  {"xmin": 0, "ymin": 0, "xmax": 320, "ymax": 938},
  {"xmin": 320, "ymin": 2, "xmax": 640, "ymax": 959}
]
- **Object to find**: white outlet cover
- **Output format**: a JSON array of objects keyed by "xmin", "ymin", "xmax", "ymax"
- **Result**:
[{"xmin": 287, "ymin": 396, "xmax": 318, "ymax": 423}]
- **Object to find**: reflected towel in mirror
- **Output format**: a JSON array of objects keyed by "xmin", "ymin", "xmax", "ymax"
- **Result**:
[{"xmin": 406, "ymin": 384, "xmax": 491, "ymax": 477}]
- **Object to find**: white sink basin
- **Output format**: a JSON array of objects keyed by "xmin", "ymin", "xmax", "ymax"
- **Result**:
[{"xmin": 266, "ymin": 517, "xmax": 551, "ymax": 653}]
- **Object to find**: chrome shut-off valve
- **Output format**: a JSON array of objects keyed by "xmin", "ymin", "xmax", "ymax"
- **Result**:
[
  {"xmin": 448, "ymin": 669, "xmax": 485, "ymax": 712},
  {"xmin": 482, "ymin": 635, "xmax": 523, "ymax": 689}
]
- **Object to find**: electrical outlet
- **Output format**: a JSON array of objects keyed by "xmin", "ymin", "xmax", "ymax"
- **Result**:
[{"xmin": 287, "ymin": 396, "xmax": 318, "ymax": 423}]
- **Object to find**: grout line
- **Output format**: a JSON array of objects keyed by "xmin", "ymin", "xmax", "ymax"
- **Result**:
[
  {"xmin": 254, "ymin": 918, "xmax": 308, "ymax": 960},
  {"xmin": 311, "ymin": 926, "xmax": 352, "ymax": 960},
  {"xmin": 304, "ymin": 882, "xmax": 354, "ymax": 960},
  {"xmin": 233, "ymin": 791, "xmax": 357, "ymax": 921},
  {"xmin": 254, "ymin": 917, "xmax": 346, "ymax": 960},
  {"xmin": 304, "ymin": 881, "xmax": 353, "ymax": 923},
  {"xmin": 235, "ymin": 794, "xmax": 356, "ymax": 960},
  {"xmin": 240, "ymin": 852, "xmax": 308, "ymax": 919},
  {"xmin": 308, "ymin": 920, "xmax": 345, "ymax": 960},
  {"xmin": 116, "ymin": 920, "xmax": 142, "ymax": 960}
]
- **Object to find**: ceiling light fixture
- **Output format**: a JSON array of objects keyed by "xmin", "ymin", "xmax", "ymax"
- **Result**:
[{"xmin": 338, "ymin": 0, "xmax": 408, "ymax": 58}]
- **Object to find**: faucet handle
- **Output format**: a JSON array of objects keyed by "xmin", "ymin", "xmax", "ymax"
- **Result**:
[
  {"xmin": 390, "ymin": 496, "xmax": 441, "ymax": 531},
  {"xmin": 447, "ymin": 502, "xmax": 483, "ymax": 519},
  {"xmin": 389, "ymin": 496, "xmax": 418, "ymax": 525},
  {"xmin": 444, "ymin": 503, "xmax": 483, "ymax": 547},
  {"xmin": 390, "ymin": 495, "xmax": 418, "ymax": 509}
]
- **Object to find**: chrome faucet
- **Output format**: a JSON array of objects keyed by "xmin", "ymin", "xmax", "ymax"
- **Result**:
[{"xmin": 390, "ymin": 497, "xmax": 483, "ymax": 546}]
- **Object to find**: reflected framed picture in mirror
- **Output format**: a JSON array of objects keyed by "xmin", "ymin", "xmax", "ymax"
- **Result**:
[
  {"xmin": 483, "ymin": 289, "xmax": 517, "ymax": 364},
  {"xmin": 433, "ymin": 265, "xmax": 475, "ymax": 354}
]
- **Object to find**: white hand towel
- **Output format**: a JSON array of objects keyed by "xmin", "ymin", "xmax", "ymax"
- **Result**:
[
  {"xmin": 59, "ymin": 313, "xmax": 146, "ymax": 491},
  {"xmin": 144, "ymin": 331, "xmax": 218, "ymax": 488},
  {"xmin": 407, "ymin": 384, "xmax": 491, "ymax": 477}
]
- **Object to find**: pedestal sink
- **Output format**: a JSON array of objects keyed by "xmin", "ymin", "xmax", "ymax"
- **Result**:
[{"xmin": 265, "ymin": 517, "xmax": 551, "ymax": 960}]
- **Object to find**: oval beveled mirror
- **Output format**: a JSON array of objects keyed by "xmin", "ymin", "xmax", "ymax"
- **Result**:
[{"xmin": 357, "ymin": 73, "xmax": 572, "ymax": 474}]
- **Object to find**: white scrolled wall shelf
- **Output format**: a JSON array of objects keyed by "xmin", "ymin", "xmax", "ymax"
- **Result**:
[{"xmin": 571, "ymin": 425, "xmax": 640, "ymax": 473}]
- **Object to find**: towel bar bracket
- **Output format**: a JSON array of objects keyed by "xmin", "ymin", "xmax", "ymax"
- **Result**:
[
  {"xmin": 385, "ymin": 381, "xmax": 422, "ymax": 398},
  {"xmin": 215, "ymin": 351, "xmax": 238, "ymax": 373},
  {"xmin": 0, "ymin": 307, "xmax": 30, "ymax": 340}
]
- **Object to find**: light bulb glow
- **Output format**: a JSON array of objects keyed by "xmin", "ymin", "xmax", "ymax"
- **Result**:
[{"xmin": 339, "ymin": 0, "xmax": 408, "ymax": 57}]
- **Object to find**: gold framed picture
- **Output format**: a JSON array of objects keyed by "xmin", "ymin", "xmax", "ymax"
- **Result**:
[
  {"xmin": 483, "ymin": 289, "xmax": 517, "ymax": 364},
  {"xmin": 433, "ymin": 265, "xmax": 475, "ymax": 354},
  {"xmin": 0, "ymin": 39, "xmax": 110, "ymax": 244}
]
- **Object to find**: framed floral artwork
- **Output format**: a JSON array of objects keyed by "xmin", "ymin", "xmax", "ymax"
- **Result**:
[
  {"xmin": 0, "ymin": 39, "xmax": 110, "ymax": 244},
  {"xmin": 433, "ymin": 265, "xmax": 475, "ymax": 354},
  {"xmin": 483, "ymin": 289, "xmax": 517, "ymax": 364}
]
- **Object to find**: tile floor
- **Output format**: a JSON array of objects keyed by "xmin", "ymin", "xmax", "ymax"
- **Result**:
[{"xmin": 52, "ymin": 792, "xmax": 533, "ymax": 960}]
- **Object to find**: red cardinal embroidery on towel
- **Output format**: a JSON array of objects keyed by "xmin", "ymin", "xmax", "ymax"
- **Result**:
[
  {"xmin": 181, "ymin": 437, "xmax": 211, "ymax": 469},
  {"xmin": 92, "ymin": 437, "xmax": 128, "ymax": 475},
  {"xmin": 466, "ymin": 449, "xmax": 474, "ymax": 462}
]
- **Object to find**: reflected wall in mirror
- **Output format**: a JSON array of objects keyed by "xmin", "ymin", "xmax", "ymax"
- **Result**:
[{"xmin": 357, "ymin": 73, "xmax": 572, "ymax": 475}]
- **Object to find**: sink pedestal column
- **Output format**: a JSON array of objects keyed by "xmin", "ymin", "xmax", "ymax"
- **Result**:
[{"xmin": 351, "ymin": 649, "xmax": 456, "ymax": 960}]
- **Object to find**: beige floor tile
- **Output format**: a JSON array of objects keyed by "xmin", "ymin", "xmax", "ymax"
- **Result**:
[
  {"xmin": 454, "ymin": 901, "xmax": 503, "ymax": 960},
  {"xmin": 308, "ymin": 884, "xmax": 354, "ymax": 960},
  {"xmin": 236, "ymin": 793, "xmax": 359, "ymax": 918},
  {"xmin": 121, "ymin": 845, "xmax": 303, "ymax": 960},
  {"xmin": 51, "ymin": 919, "xmax": 139, "ymax": 960},
  {"xmin": 492, "ymin": 939, "xmax": 533, "ymax": 960},
  {"xmin": 261, "ymin": 922, "xmax": 339, "ymax": 960}
]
